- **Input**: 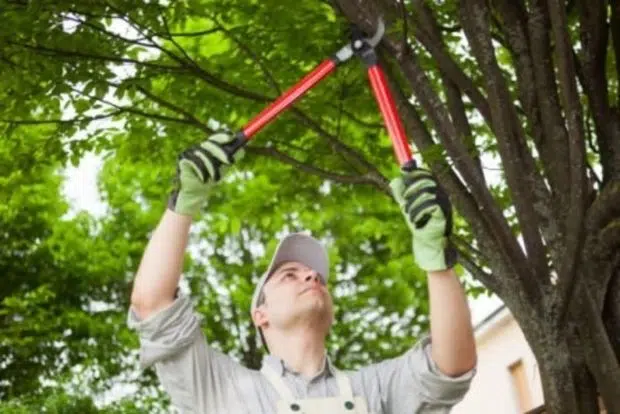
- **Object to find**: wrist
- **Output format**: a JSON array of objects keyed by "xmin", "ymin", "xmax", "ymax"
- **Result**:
[
  {"xmin": 164, "ymin": 207, "xmax": 195, "ymax": 223},
  {"xmin": 413, "ymin": 236, "xmax": 457, "ymax": 272},
  {"xmin": 427, "ymin": 267, "xmax": 457, "ymax": 278},
  {"xmin": 168, "ymin": 186, "xmax": 208, "ymax": 217}
]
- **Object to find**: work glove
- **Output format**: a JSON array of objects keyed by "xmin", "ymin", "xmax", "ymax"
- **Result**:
[
  {"xmin": 390, "ymin": 167, "xmax": 457, "ymax": 272},
  {"xmin": 168, "ymin": 132, "xmax": 244, "ymax": 217}
]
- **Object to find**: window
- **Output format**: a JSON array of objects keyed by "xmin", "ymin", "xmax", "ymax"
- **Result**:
[{"xmin": 509, "ymin": 359, "xmax": 533, "ymax": 413}]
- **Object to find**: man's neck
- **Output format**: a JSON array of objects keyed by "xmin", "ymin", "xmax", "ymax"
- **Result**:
[{"xmin": 267, "ymin": 326, "xmax": 327, "ymax": 379}]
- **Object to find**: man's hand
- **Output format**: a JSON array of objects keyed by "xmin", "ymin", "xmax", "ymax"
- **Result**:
[
  {"xmin": 390, "ymin": 167, "xmax": 457, "ymax": 271},
  {"xmin": 168, "ymin": 132, "xmax": 243, "ymax": 217}
]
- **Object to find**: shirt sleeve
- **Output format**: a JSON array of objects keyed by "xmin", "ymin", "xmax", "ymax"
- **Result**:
[
  {"xmin": 360, "ymin": 336, "xmax": 476, "ymax": 413},
  {"xmin": 127, "ymin": 294, "xmax": 247, "ymax": 413}
]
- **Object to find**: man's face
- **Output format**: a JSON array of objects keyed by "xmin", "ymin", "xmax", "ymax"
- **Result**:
[{"xmin": 255, "ymin": 261, "xmax": 334, "ymax": 332}]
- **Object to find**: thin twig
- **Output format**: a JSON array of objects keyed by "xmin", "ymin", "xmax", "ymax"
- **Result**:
[
  {"xmin": 165, "ymin": 28, "xmax": 223, "ymax": 38},
  {"xmin": 68, "ymin": 85, "xmax": 201, "ymax": 127},
  {"xmin": 1, "ymin": 110, "xmax": 124, "ymax": 125},
  {"xmin": 210, "ymin": 17, "xmax": 282, "ymax": 94},
  {"xmin": 247, "ymin": 146, "xmax": 388, "ymax": 192},
  {"xmin": 399, "ymin": 0, "xmax": 409, "ymax": 51},
  {"xmin": 9, "ymin": 41, "xmax": 185, "ymax": 72},
  {"xmin": 62, "ymin": 15, "xmax": 155, "ymax": 49},
  {"xmin": 134, "ymin": 85, "xmax": 211, "ymax": 133}
]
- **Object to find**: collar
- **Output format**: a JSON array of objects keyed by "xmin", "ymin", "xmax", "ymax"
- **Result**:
[{"xmin": 261, "ymin": 351, "xmax": 336, "ymax": 380}]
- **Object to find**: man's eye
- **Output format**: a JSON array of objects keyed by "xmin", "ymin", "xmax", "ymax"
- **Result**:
[{"xmin": 286, "ymin": 273, "xmax": 295, "ymax": 278}]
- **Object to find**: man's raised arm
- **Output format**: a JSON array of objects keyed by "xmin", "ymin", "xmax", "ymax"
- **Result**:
[
  {"xmin": 130, "ymin": 210, "xmax": 192, "ymax": 319},
  {"xmin": 390, "ymin": 167, "xmax": 477, "ymax": 376},
  {"xmin": 428, "ymin": 268, "xmax": 476, "ymax": 376},
  {"xmin": 130, "ymin": 133, "xmax": 244, "ymax": 320}
]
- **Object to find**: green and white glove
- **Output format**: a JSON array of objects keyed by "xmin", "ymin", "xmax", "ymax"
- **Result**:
[
  {"xmin": 168, "ymin": 132, "xmax": 244, "ymax": 216},
  {"xmin": 390, "ymin": 167, "xmax": 457, "ymax": 272}
]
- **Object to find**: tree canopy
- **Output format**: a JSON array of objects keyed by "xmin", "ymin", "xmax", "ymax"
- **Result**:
[{"xmin": 2, "ymin": 0, "xmax": 620, "ymax": 412}]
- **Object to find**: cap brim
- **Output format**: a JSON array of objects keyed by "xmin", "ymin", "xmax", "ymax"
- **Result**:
[{"xmin": 250, "ymin": 233, "xmax": 329, "ymax": 314}]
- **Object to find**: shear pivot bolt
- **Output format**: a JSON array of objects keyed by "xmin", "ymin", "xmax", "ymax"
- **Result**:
[{"xmin": 353, "ymin": 40, "xmax": 363, "ymax": 49}]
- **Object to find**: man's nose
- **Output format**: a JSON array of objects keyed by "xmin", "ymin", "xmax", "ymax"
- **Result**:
[{"xmin": 304, "ymin": 271, "xmax": 320, "ymax": 283}]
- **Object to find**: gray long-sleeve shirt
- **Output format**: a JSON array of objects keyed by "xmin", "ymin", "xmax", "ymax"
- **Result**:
[{"xmin": 127, "ymin": 295, "xmax": 475, "ymax": 413}]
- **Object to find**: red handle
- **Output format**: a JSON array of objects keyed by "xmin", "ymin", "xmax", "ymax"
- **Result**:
[
  {"xmin": 242, "ymin": 59, "xmax": 337, "ymax": 139},
  {"xmin": 367, "ymin": 65, "xmax": 413, "ymax": 167}
]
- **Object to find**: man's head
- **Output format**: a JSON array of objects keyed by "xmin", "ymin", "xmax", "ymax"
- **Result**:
[{"xmin": 250, "ymin": 233, "xmax": 334, "ymax": 348}]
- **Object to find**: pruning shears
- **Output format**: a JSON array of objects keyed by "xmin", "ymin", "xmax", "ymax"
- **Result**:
[{"xmin": 227, "ymin": 19, "xmax": 416, "ymax": 171}]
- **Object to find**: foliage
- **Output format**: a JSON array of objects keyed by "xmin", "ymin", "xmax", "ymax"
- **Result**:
[
  {"xmin": 4, "ymin": 0, "xmax": 620, "ymax": 412},
  {"xmin": 0, "ymin": 119, "xmax": 158, "ymax": 403},
  {"xmin": 0, "ymin": 0, "xmax": 463, "ymax": 408}
]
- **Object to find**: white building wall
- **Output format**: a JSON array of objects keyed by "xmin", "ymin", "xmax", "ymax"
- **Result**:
[{"xmin": 453, "ymin": 307, "xmax": 544, "ymax": 414}]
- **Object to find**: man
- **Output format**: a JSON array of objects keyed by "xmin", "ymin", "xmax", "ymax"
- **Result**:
[{"xmin": 128, "ymin": 133, "xmax": 477, "ymax": 413}]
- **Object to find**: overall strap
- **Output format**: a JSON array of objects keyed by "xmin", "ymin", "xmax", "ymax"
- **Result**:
[
  {"xmin": 261, "ymin": 364, "xmax": 295, "ymax": 401},
  {"xmin": 332, "ymin": 367, "xmax": 353, "ymax": 399}
]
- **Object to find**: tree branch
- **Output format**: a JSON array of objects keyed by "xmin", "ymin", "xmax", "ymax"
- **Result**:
[
  {"xmin": 102, "ymin": 1, "xmax": 228, "ymax": 98},
  {"xmin": 208, "ymin": 17, "xmax": 282, "ymax": 95},
  {"xmin": 13, "ymin": 12, "xmax": 385, "ymax": 182},
  {"xmin": 326, "ymin": 106, "xmax": 384, "ymax": 129},
  {"xmin": 527, "ymin": 0, "xmax": 572, "ymax": 203},
  {"xmin": 455, "ymin": 242, "xmax": 500, "ymax": 294},
  {"xmin": 493, "ymin": 0, "xmax": 538, "ymax": 140},
  {"xmin": 68, "ymin": 85, "xmax": 202, "ymax": 127},
  {"xmin": 493, "ymin": 0, "xmax": 562, "ymax": 267},
  {"xmin": 410, "ymin": 1, "xmax": 484, "ymax": 178},
  {"xmin": 612, "ymin": 0, "xmax": 620, "ymax": 106},
  {"xmin": 575, "ymin": 0, "xmax": 620, "ymax": 183},
  {"xmin": 159, "ymin": 15, "xmax": 207, "ymax": 74},
  {"xmin": 573, "ymin": 286, "xmax": 620, "ymax": 413},
  {"xmin": 460, "ymin": 0, "xmax": 550, "ymax": 298},
  {"xmin": 547, "ymin": 0, "xmax": 589, "ymax": 324},
  {"xmin": 61, "ymin": 14, "xmax": 156, "ymax": 49},
  {"xmin": 165, "ymin": 28, "xmax": 223, "ymax": 38},
  {"xmin": 288, "ymin": 108, "xmax": 386, "ymax": 179},
  {"xmin": 580, "ymin": 180, "xmax": 620, "ymax": 309},
  {"xmin": 380, "ymin": 39, "xmax": 504, "ymax": 219},
  {"xmin": 207, "ymin": 16, "xmax": 384, "ymax": 136},
  {"xmin": 1, "ymin": 110, "xmax": 124, "ymax": 126},
  {"xmin": 247, "ymin": 146, "xmax": 389, "ymax": 193},
  {"xmin": 133, "ymin": 85, "xmax": 211, "ymax": 134},
  {"xmin": 398, "ymin": 0, "xmax": 409, "ymax": 52},
  {"xmin": 8, "ymin": 41, "xmax": 185, "ymax": 72},
  {"xmin": 385, "ymin": 69, "xmax": 512, "ymax": 297},
  {"xmin": 409, "ymin": 0, "xmax": 494, "ymax": 126}
]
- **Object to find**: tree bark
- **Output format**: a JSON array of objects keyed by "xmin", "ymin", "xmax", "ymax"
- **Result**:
[
  {"xmin": 603, "ymin": 269, "xmax": 620, "ymax": 362},
  {"xmin": 527, "ymin": 327, "xmax": 580, "ymax": 414},
  {"xmin": 460, "ymin": 0, "xmax": 554, "ymax": 305},
  {"xmin": 527, "ymin": 0, "xmax": 572, "ymax": 205},
  {"xmin": 572, "ymin": 287, "xmax": 620, "ymax": 413},
  {"xmin": 568, "ymin": 340, "xmax": 601, "ymax": 414}
]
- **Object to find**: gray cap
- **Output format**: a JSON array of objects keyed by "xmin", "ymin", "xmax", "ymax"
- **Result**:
[{"xmin": 250, "ymin": 233, "xmax": 329, "ymax": 314}]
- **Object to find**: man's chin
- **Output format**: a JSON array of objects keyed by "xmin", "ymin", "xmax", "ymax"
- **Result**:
[{"xmin": 294, "ymin": 303, "xmax": 333, "ymax": 322}]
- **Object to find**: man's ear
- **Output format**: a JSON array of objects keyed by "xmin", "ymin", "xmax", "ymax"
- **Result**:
[{"xmin": 252, "ymin": 306, "xmax": 268, "ymax": 328}]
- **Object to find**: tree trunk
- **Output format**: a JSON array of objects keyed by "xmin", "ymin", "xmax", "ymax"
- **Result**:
[
  {"xmin": 568, "ymin": 326, "xmax": 601, "ymax": 414},
  {"xmin": 603, "ymin": 269, "xmax": 620, "ymax": 362},
  {"xmin": 573, "ymin": 289, "xmax": 620, "ymax": 414},
  {"xmin": 571, "ymin": 362, "xmax": 600, "ymax": 414},
  {"xmin": 516, "ymin": 310, "xmax": 618, "ymax": 414},
  {"xmin": 526, "ymin": 327, "xmax": 581, "ymax": 414}
]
